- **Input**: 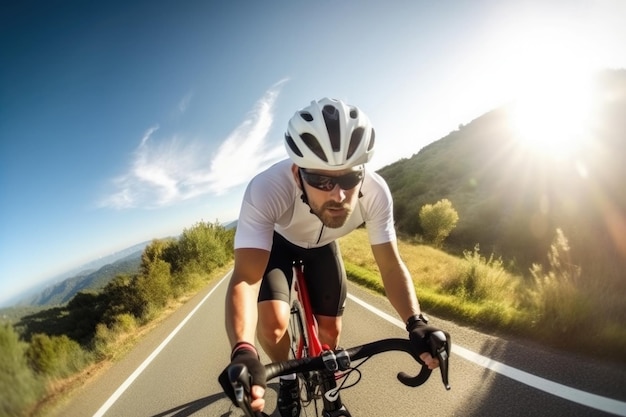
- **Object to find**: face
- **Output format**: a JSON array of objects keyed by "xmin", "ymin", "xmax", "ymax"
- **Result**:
[{"xmin": 292, "ymin": 164, "xmax": 363, "ymax": 228}]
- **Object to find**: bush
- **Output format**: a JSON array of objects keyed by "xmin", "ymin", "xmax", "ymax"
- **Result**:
[
  {"xmin": 111, "ymin": 313, "xmax": 137, "ymax": 334},
  {"xmin": 136, "ymin": 259, "xmax": 172, "ymax": 312},
  {"xmin": 26, "ymin": 333, "xmax": 91, "ymax": 378},
  {"xmin": 92, "ymin": 313, "xmax": 138, "ymax": 359},
  {"xmin": 529, "ymin": 229, "xmax": 591, "ymax": 333},
  {"xmin": 443, "ymin": 245, "xmax": 518, "ymax": 303},
  {"xmin": 0, "ymin": 324, "xmax": 44, "ymax": 417},
  {"xmin": 176, "ymin": 221, "xmax": 234, "ymax": 275},
  {"xmin": 419, "ymin": 199, "xmax": 459, "ymax": 247},
  {"xmin": 101, "ymin": 274, "xmax": 143, "ymax": 322}
]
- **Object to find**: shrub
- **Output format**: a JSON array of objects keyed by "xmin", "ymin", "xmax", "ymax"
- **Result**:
[
  {"xmin": 175, "ymin": 221, "xmax": 234, "ymax": 275},
  {"xmin": 443, "ymin": 245, "xmax": 518, "ymax": 304},
  {"xmin": 92, "ymin": 313, "xmax": 138, "ymax": 359},
  {"xmin": 529, "ymin": 229, "xmax": 591, "ymax": 333},
  {"xmin": 419, "ymin": 199, "xmax": 459, "ymax": 247},
  {"xmin": 26, "ymin": 333, "xmax": 90, "ymax": 378},
  {"xmin": 135, "ymin": 258, "xmax": 172, "ymax": 312},
  {"xmin": 0, "ymin": 324, "xmax": 44, "ymax": 417}
]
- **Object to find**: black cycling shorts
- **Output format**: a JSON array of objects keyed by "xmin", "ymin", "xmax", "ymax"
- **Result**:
[{"xmin": 258, "ymin": 232, "xmax": 347, "ymax": 317}]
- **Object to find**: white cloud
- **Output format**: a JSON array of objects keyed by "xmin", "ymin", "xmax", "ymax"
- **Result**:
[
  {"xmin": 178, "ymin": 92, "xmax": 193, "ymax": 114},
  {"xmin": 99, "ymin": 81, "xmax": 287, "ymax": 209}
]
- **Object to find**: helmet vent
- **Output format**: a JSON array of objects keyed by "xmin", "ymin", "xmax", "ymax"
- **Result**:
[
  {"xmin": 300, "ymin": 111, "xmax": 314, "ymax": 122},
  {"xmin": 322, "ymin": 105, "xmax": 341, "ymax": 152},
  {"xmin": 349, "ymin": 108, "xmax": 358, "ymax": 119},
  {"xmin": 347, "ymin": 127, "xmax": 364, "ymax": 159},
  {"xmin": 367, "ymin": 128, "xmax": 375, "ymax": 151},
  {"xmin": 285, "ymin": 134, "xmax": 303, "ymax": 157},
  {"xmin": 301, "ymin": 133, "xmax": 328, "ymax": 162}
]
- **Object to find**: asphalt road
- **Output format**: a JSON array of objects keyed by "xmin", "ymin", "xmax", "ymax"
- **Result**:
[{"xmin": 54, "ymin": 271, "xmax": 626, "ymax": 417}]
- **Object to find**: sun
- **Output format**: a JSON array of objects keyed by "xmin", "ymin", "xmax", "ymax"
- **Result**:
[
  {"xmin": 496, "ymin": 22, "xmax": 602, "ymax": 160},
  {"xmin": 507, "ymin": 72, "xmax": 597, "ymax": 159}
]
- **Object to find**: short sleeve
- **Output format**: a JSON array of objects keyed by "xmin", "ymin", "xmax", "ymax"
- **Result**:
[{"xmin": 361, "ymin": 171, "xmax": 397, "ymax": 245}]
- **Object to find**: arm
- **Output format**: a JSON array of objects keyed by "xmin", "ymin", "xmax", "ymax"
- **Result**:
[
  {"xmin": 370, "ymin": 240, "xmax": 420, "ymax": 322},
  {"xmin": 371, "ymin": 240, "xmax": 440, "ymax": 369},
  {"xmin": 225, "ymin": 248, "xmax": 271, "ymax": 347},
  {"xmin": 221, "ymin": 247, "xmax": 270, "ymax": 413}
]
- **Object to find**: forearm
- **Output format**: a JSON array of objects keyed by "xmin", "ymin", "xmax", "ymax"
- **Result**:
[
  {"xmin": 372, "ymin": 241, "xmax": 421, "ymax": 322},
  {"xmin": 225, "ymin": 276, "xmax": 261, "ymax": 347},
  {"xmin": 381, "ymin": 263, "xmax": 421, "ymax": 322},
  {"xmin": 225, "ymin": 248, "xmax": 270, "ymax": 348}
]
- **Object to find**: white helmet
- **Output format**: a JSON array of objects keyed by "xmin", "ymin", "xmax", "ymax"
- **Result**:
[{"xmin": 284, "ymin": 98, "xmax": 375, "ymax": 170}]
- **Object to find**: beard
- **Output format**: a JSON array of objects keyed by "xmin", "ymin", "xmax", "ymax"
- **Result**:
[{"xmin": 311, "ymin": 201, "xmax": 353, "ymax": 228}]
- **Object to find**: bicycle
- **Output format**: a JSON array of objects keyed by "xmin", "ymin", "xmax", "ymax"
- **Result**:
[{"xmin": 228, "ymin": 260, "xmax": 451, "ymax": 417}]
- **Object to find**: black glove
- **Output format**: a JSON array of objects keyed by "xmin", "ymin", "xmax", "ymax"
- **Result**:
[
  {"xmin": 218, "ymin": 346, "xmax": 267, "ymax": 406},
  {"xmin": 406, "ymin": 315, "xmax": 450, "ymax": 362}
]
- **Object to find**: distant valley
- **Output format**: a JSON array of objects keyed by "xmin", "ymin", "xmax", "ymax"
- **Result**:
[{"xmin": 0, "ymin": 241, "xmax": 151, "ymax": 320}]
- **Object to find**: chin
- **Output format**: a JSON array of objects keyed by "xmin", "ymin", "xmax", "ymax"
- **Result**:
[{"xmin": 321, "ymin": 214, "xmax": 350, "ymax": 228}]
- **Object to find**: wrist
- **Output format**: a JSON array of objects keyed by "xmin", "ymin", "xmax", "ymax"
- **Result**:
[
  {"xmin": 406, "ymin": 313, "xmax": 429, "ymax": 331},
  {"xmin": 231, "ymin": 341, "xmax": 258, "ymax": 359}
]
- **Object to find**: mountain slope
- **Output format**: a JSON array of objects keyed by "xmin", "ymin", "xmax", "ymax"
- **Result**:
[{"xmin": 21, "ymin": 252, "xmax": 142, "ymax": 306}]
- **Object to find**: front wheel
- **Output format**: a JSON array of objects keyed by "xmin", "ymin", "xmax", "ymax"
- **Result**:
[{"xmin": 289, "ymin": 300, "xmax": 325, "ymax": 415}]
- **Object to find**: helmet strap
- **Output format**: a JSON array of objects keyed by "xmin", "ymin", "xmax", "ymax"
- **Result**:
[{"xmin": 297, "ymin": 169, "xmax": 315, "ymax": 214}]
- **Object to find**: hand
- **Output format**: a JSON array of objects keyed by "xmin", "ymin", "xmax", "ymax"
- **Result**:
[
  {"xmin": 407, "ymin": 320, "xmax": 450, "ymax": 370},
  {"xmin": 218, "ymin": 347, "xmax": 267, "ymax": 412}
]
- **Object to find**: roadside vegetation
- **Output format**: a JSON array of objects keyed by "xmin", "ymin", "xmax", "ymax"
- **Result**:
[
  {"xmin": 340, "ymin": 228, "xmax": 626, "ymax": 363},
  {"xmin": 2, "ymin": 216, "xmax": 626, "ymax": 417},
  {"xmin": 1, "ymin": 221, "xmax": 234, "ymax": 417}
]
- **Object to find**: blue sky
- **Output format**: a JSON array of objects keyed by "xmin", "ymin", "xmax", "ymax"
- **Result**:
[{"xmin": 1, "ymin": 0, "xmax": 625, "ymax": 306}]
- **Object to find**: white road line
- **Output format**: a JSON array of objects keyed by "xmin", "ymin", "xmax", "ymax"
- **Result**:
[
  {"xmin": 92, "ymin": 275, "xmax": 230, "ymax": 417},
  {"xmin": 347, "ymin": 293, "xmax": 626, "ymax": 417}
]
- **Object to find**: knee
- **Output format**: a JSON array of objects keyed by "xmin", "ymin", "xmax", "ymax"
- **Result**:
[
  {"xmin": 317, "ymin": 318, "xmax": 342, "ymax": 347},
  {"xmin": 257, "ymin": 305, "xmax": 290, "ymax": 344}
]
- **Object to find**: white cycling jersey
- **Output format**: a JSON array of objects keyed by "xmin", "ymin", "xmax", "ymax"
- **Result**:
[{"xmin": 234, "ymin": 159, "xmax": 396, "ymax": 251}]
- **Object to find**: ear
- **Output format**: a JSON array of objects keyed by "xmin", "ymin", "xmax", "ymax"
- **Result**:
[{"xmin": 291, "ymin": 164, "xmax": 302, "ymax": 189}]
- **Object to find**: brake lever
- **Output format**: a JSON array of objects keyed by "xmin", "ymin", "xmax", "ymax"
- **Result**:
[
  {"xmin": 228, "ymin": 364, "xmax": 261, "ymax": 417},
  {"xmin": 428, "ymin": 330, "xmax": 451, "ymax": 390}
]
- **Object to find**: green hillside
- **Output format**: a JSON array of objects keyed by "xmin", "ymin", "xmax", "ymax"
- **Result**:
[
  {"xmin": 22, "ymin": 254, "xmax": 142, "ymax": 307},
  {"xmin": 379, "ymin": 70, "xmax": 626, "ymax": 293}
]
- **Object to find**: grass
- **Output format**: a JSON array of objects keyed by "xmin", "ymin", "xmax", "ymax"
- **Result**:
[{"xmin": 339, "ymin": 228, "xmax": 626, "ymax": 364}]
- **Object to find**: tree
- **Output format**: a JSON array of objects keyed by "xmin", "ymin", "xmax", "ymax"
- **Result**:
[
  {"xmin": 141, "ymin": 238, "xmax": 176, "ymax": 275},
  {"xmin": 419, "ymin": 199, "xmax": 459, "ymax": 247},
  {"xmin": 135, "ymin": 258, "xmax": 172, "ymax": 312},
  {"xmin": 101, "ymin": 274, "xmax": 144, "ymax": 321},
  {"xmin": 176, "ymin": 221, "xmax": 233, "ymax": 274}
]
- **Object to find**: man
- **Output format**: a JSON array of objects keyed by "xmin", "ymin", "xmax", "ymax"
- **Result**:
[{"xmin": 220, "ymin": 97, "xmax": 446, "ymax": 416}]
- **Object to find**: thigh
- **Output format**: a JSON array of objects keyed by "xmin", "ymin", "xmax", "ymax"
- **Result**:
[
  {"xmin": 258, "ymin": 233, "xmax": 296, "ymax": 304},
  {"xmin": 302, "ymin": 241, "xmax": 347, "ymax": 317}
]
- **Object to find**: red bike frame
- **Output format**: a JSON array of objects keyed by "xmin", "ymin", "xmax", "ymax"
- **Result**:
[{"xmin": 293, "ymin": 261, "xmax": 324, "ymax": 357}]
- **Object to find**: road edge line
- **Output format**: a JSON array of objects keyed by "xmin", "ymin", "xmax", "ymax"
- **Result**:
[
  {"xmin": 92, "ymin": 274, "xmax": 230, "ymax": 417},
  {"xmin": 347, "ymin": 292, "xmax": 626, "ymax": 416}
]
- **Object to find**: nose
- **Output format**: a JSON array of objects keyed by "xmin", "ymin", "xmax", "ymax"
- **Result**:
[{"xmin": 327, "ymin": 184, "xmax": 346, "ymax": 202}]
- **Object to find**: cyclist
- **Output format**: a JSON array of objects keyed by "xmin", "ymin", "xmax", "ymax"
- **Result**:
[{"xmin": 219, "ymin": 97, "xmax": 447, "ymax": 416}]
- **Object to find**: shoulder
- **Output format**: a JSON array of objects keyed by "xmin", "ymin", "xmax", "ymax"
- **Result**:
[
  {"xmin": 361, "ymin": 169, "xmax": 392, "ymax": 202},
  {"xmin": 241, "ymin": 159, "xmax": 297, "ymax": 221},
  {"xmin": 235, "ymin": 159, "xmax": 296, "ymax": 250},
  {"xmin": 245, "ymin": 159, "xmax": 295, "ymax": 200},
  {"xmin": 358, "ymin": 168, "xmax": 396, "ymax": 244}
]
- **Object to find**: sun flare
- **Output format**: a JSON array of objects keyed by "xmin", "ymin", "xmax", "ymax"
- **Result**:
[{"xmin": 507, "ymin": 73, "xmax": 597, "ymax": 159}]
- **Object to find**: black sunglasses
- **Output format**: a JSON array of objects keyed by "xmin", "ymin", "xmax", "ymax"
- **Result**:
[{"xmin": 299, "ymin": 169, "xmax": 364, "ymax": 191}]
